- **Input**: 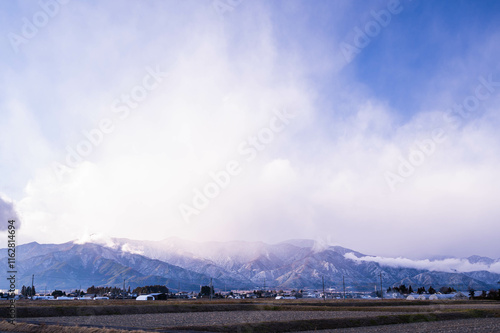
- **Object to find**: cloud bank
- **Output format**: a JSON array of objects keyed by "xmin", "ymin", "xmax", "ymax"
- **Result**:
[
  {"xmin": 0, "ymin": 195, "xmax": 21, "ymax": 230},
  {"xmin": 345, "ymin": 253, "xmax": 500, "ymax": 274},
  {"xmin": 74, "ymin": 233, "xmax": 144, "ymax": 255},
  {"xmin": 0, "ymin": 1, "xmax": 499, "ymax": 258}
]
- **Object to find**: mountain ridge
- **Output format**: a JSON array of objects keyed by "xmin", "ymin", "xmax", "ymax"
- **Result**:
[{"xmin": 2, "ymin": 237, "xmax": 499, "ymax": 292}]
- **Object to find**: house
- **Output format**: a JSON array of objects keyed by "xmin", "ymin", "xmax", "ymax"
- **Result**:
[
  {"xmin": 80, "ymin": 295, "xmax": 94, "ymax": 300},
  {"xmin": 174, "ymin": 292, "xmax": 189, "ymax": 299},
  {"xmin": 33, "ymin": 295, "xmax": 55, "ymax": 300},
  {"xmin": 301, "ymin": 291, "xmax": 318, "ymax": 298},
  {"xmin": 385, "ymin": 292, "xmax": 404, "ymax": 299},
  {"xmin": 150, "ymin": 293, "xmax": 167, "ymax": 300},
  {"xmin": 56, "ymin": 296, "xmax": 76, "ymax": 300}
]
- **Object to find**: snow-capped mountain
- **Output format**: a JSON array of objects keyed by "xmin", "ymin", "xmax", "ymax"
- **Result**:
[{"xmin": 1, "ymin": 237, "xmax": 499, "ymax": 292}]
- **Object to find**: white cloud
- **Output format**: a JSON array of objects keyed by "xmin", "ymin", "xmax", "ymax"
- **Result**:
[
  {"xmin": 120, "ymin": 243, "xmax": 144, "ymax": 255},
  {"xmin": 2, "ymin": 1, "xmax": 500, "ymax": 259},
  {"xmin": 344, "ymin": 253, "xmax": 500, "ymax": 274},
  {"xmin": 0, "ymin": 194, "xmax": 21, "ymax": 230},
  {"xmin": 74, "ymin": 233, "xmax": 117, "ymax": 250}
]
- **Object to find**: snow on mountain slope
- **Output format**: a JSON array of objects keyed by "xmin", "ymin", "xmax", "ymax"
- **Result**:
[{"xmin": 2, "ymin": 237, "xmax": 498, "ymax": 291}]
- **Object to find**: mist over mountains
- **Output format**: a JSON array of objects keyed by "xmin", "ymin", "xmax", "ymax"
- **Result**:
[{"xmin": 2, "ymin": 237, "xmax": 499, "ymax": 292}]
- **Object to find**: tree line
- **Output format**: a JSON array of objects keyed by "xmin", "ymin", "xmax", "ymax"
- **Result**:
[
  {"xmin": 86, "ymin": 285, "xmax": 130, "ymax": 295},
  {"xmin": 132, "ymin": 285, "xmax": 169, "ymax": 294},
  {"xmin": 387, "ymin": 285, "xmax": 455, "ymax": 295},
  {"xmin": 469, "ymin": 289, "xmax": 500, "ymax": 300},
  {"xmin": 86, "ymin": 285, "xmax": 168, "ymax": 295},
  {"xmin": 20, "ymin": 285, "xmax": 36, "ymax": 297}
]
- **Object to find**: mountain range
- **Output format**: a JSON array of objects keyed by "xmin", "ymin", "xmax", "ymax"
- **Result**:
[{"xmin": 2, "ymin": 236, "xmax": 499, "ymax": 292}]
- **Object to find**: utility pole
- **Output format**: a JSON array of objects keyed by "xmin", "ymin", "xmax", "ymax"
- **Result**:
[
  {"xmin": 31, "ymin": 274, "xmax": 34, "ymax": 299},
  {"xmin": 322, "ymin": 276, "xmax": 325, "ymax": 301},
  {"xmin": 342, "ymin": 276, "xmax": 346, "ymax": 300},
  {"xmin": 380, "ymin": 272, "xmax": 383, "ymax": 299},
  {"xmin": 123, "ymin": 279, "xmax": 125, "ymax": 300},
  {"xmin": 209, "ymin": 278, "xmax": 213, "ymax": 301}
]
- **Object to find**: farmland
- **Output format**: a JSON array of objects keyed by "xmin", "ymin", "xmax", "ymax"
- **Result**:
[{"xmin": 1, "ymin": 299, "xmax": 499, "ymax": 332}]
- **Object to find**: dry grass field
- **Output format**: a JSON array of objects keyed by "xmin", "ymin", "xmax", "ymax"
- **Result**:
[{"xmin": 1, "ymin": 299, "xmax": 499, "ymax": 332}]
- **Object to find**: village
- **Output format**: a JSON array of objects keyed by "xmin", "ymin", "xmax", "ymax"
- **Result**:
[{"xmin": 2, "ymin": 284, "xmax": 494, "ymax": 301}]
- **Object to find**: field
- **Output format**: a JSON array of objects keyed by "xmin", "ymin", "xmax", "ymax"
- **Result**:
[{"xmin": 1, "ymin": 299, "xmax": 499, "ymax": 332}]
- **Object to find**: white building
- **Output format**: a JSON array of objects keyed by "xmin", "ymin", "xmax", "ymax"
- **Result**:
[
  {"xmin": 429, "ymin": 292, "xmax": 468, "ymax": 300},
  {"xmin": 136, "ymin": 293, "xmax": 167, "ymax": 301},
  {"xmin": 406, "ymin": 293, "xmax": 428, "ymax": 300},
  {"xmin": 136, "ymin": 295, "xmax": 155, "ymax": 300}
]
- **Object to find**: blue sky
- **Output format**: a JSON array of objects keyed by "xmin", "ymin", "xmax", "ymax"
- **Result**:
[
  {"xmin": 352, "ymin": 1, "xmax": 500, "ymax": 118},
  {"xmin": 1, "ymin": 0, "xmax": 500, "ymax": 258}
]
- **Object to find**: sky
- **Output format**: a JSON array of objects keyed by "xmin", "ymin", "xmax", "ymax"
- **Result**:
[{"xmin": 1, "ymin": 0, "xmax": 500, "ymax": 259}]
